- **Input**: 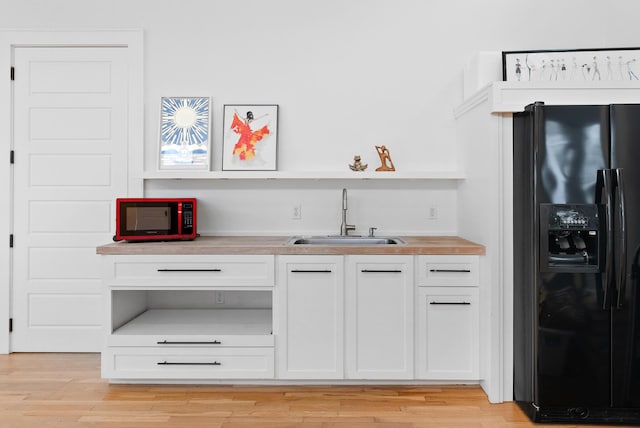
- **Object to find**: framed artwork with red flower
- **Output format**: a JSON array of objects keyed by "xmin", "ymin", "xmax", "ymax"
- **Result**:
[{"xmin": 222, "ymin": 104, "xmax": 279, "ymax": 171}]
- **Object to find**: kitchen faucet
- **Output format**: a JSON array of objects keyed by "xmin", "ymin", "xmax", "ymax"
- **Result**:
[{"xmin": 340, "ymin": 188, "xmax": 356, "ymax": 236}]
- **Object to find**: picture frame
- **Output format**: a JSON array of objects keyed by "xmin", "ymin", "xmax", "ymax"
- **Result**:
[
  {"xmin": 158, "ymin": 97, "xmax": 211, "ymax": 170},
  {"xmin": 502, "ymin": 47, "xmax": 640, "ymax": 82},
  {"xmin": 222, "ymin": 104, "xmax": 279, "ymax": 171}
]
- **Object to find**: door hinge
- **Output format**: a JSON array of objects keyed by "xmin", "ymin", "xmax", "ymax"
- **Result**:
[
  {"xmin": 10, "ymin": 67, "xmax": 14, "ymax": 81},
  {"xmin": 10, "ymin": 150, "xmax": 14, "ymax": 164},
  {"xmin": 9, "ymin": 234, "xmax": 13, "ymax": 248},
  {"xmin": 9, "ymin": 318, "xmax": 12, "ymax": 333}
]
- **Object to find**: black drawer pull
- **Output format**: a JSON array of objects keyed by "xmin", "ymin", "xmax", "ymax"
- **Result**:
[
  {"xmin": 157, "ymin": 361, "xmax": 221, "ymax": 366},
  {"xmin": 291, "ymin": 269, "xmax": 333, "ymax": 273},
  {"xmin": 429, "ymin": 269, "xmax": 471, "ymax": 273},
  {"xmin": 361, "ymin": 269, "xmax": 402, "ymax": 273},
  {"xmin": 157, "ymin": 340, "xmax": 221, "ymax": 345},
  {"xmin": 157, "ymin": 268, "xmax": 222, "ymax": 272},
  {"xmin": 429, "ymin": 301, "xmax": 471, "ymax": 305}
]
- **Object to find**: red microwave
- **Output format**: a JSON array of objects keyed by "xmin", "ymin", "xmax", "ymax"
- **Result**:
[{"xmin": 114, "ymin": 198, "xmax": 197, "ymax": 242}]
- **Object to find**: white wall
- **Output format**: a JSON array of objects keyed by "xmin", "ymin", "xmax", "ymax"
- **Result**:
[
  {"xmin": 3, "ymin": 0, "xmax": 640, "ymax": 235},
  {"xmin": 145, "ymin": 179, "xmax": 457, "ymax": 236}
]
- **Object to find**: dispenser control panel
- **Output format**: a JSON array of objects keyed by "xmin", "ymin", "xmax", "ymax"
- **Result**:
[{"xmin": 547, "ymin": 205, "xmax": 599, "ymax": 230}]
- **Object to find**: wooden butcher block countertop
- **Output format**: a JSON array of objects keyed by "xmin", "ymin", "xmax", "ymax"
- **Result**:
[{"xmin": 96, "ymin": 235, "xmax": 485, "ymax": 256}]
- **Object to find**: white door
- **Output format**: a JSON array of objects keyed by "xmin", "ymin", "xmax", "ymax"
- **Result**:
[{"xmin": 11, "ymin": 46, "xmax": 129, "ymax": 351}]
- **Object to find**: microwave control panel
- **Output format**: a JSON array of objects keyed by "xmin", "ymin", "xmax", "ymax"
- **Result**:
[{"xmin": 182, "ymin": 202, "xmax": 194, "ymax": 233}]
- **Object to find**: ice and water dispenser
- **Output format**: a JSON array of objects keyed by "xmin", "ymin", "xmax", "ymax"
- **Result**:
[{"xmin": 540, "ymin": 204, "xmax": 601, "ymax": 272}]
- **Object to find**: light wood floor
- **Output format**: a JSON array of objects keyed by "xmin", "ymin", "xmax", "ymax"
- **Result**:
[{"xmin": 0, "ymin": 353, "xmax": 619, "ymax": 428}]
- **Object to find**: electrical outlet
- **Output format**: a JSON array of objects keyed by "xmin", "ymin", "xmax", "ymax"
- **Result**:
[
  {"xmin": 428, "ymin": 205, "xmax": 438, "ymax": 220},
  {"xmin": 215, "ymin": 291, "xmax": 224, "ymax": 304},
  {"xmin": 291, "ymin": 203, "xmax": 302, "ymax": 220}
]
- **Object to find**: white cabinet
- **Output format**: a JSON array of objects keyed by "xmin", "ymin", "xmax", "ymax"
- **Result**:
[
  {"xmin": 102, "ymin": 255, "xmax": 275, "ymax": 381},
  {"xmin": 416, "ymin": 256, "xmax": 480, "ymax": 380},
  {"xmin": 277, "ymin": 256, "xmax": 344, "ymax": 379},
  {"xmin": 102, "ymin": 251, "xmax": 483, "ymax": 383},
  {"xmin": 345, "ymin": 255, "xmax": 414, "ymax": 379}
]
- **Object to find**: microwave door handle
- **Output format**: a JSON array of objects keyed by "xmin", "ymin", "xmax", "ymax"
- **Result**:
[{"xmin": 177, "ymin": 202, "xmax": 183, "ymax": 235}]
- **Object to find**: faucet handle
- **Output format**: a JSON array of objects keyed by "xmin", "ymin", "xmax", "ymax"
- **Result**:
[{"xmin": 368, "ymin": 227, "xmax": 377, "ymax": 237}]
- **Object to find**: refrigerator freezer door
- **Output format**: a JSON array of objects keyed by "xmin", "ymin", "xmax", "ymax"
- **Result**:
[
  {"xmin": 514, "ymin": 104, "xmax": 613, "ymax": 410},
  {"xmin": 536, "ymin": 105, "xmax": 611, "ymax": 408}
]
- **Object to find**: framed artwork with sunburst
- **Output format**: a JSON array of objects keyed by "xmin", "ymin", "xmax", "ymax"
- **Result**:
[{"xmin": 159, "ymin": 97, "xmax": 211, "ymax": 170}]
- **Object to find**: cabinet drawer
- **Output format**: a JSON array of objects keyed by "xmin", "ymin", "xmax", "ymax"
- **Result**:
[
  {"xmin": 417, "ymin": 255, "xmax": 479, "ymax": 287},
  {"xmin": 104, "ymin": 255, "xmax": 275, "ymax": 287},
  {"xmin": 102, "ymin": 347, "xmax": 274, "ymax": 379}
]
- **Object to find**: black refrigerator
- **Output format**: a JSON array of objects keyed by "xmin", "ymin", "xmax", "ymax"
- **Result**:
[{"xmin": 513, "ymin": 102, "xmax": 640, "ymax": 424}]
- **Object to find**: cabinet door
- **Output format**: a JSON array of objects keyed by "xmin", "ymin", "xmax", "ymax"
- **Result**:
[
  {"xmin": 345, "ymin": 255, "xmax": 414, "ymax": 379},
  {"xmin": 417, "ymin": 287, "xmax": 479, "ymax": 379},
  {"xmin": 277, "ymin": 256, "xmax": 344, "ymax": 379}
]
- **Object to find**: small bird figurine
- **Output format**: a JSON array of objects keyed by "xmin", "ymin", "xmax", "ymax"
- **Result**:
[{"xmin": 349, "ymin": 155, "xmax": 368, "ymax": 171}]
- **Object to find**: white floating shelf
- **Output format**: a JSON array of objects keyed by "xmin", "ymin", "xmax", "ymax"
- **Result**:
[{"xmin": 142, "ymin": 170, "xmax": 465, "ymax": 180}]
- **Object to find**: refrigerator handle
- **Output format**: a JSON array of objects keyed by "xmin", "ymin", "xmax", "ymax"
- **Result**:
[
  {"xmin": 615, "ymin": 168, "xmax": 627, "ymax": 309},
  {"xmin": 597, "ymin": 168, "xmax": 613, "ymax": 310}
]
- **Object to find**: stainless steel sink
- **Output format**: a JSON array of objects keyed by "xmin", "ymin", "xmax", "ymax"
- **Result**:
[{"xmin": 287, "ymin": 236, "xmax": 406, "ymax": 245}]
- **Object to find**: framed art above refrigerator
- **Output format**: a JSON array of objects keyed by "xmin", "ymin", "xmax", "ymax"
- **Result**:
[{"xmin": 502, "ymin": 47, "xmax": 640, "ymax": 82}]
